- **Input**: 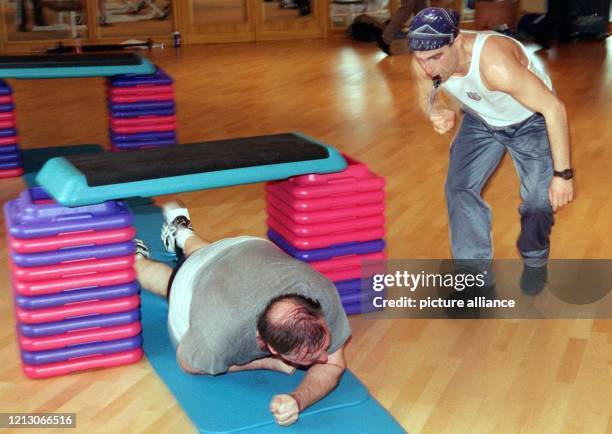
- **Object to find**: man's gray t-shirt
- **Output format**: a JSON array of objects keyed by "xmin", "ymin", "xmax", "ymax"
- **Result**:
[{"xmin": 176, "ymin": 237, "xmax": 352, "ymax": 375}]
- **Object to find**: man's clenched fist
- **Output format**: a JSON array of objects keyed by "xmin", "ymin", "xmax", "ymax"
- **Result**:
[{"xmin": 270, "ymin": 394, "xmax": 299, "ymax": 426}]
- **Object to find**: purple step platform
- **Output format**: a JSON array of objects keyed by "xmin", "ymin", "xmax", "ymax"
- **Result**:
[
  {"xmin": 109, "ymin": 101, "xmax": 175, "ymax": 112},
  {"xmin": 21, "ymin": 335, "xmax": 143, "ymax": 365},
  {"xmin": 268, "ymin": 229, "xmax": 385, "ymax": 262},
  {"xmin": 14, "ymin": 281, "xmax": 140, "ymax": 310},
  {"xmin": 12, "ymin": 241, "xmax": 135, "ymax": 267},
  {"xmin": 18, "ymin": 309, "xmax": 141, "ymax": 337},
  {"xmin": 5, "ymin": 187, "xmax": 133, "ymax": 239},
  {"xmin": 109, "ymin": 68, "xmax": 173, "ymax": 87}
]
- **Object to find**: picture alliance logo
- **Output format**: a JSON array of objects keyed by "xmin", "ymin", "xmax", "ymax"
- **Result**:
[{"xmin": 372, "ymin": 270, "xmax": 487, "ymax": 292}]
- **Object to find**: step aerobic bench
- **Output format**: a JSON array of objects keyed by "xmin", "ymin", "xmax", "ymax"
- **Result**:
[
  {"xmin": 36, "ymin": 133, "xmax": 347, "ymax": 206},
  {"xmin": 0, "ymin": 53, "xmax": 176, "ymax": 178},
  {"xmin": 0, "ymin": 53, "xmax": 155, "ymax": 78},
  {"xmin": 28, "ymin": 133, "xmax": 401, "ymax": 432}
]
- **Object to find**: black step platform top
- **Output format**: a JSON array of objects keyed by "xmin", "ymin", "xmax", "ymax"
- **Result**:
[
  {"xmin": 65, "ymin": 133, "xmax": 330, "ymax": 186},
  {"xmin": 0, "ymin": 53, "xmax": 143, "ymax": 69}
]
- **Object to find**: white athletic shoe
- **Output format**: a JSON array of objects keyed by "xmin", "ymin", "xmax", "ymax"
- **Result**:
[{"xmin": 161, "ymin": 201, "xmax": 193, "ymax": 254}]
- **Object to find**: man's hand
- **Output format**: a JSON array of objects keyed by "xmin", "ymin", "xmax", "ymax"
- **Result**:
[
  {"xmin": 430, "ymin": 108, "xmax": 455, "ymax": 134},
  {"xmin": 269, "ymin": 394, "xmax": 299, "ymax": 426},
  {"xmin": 548, "ymin": 177, "xmax": 574, "ymax": 211}
]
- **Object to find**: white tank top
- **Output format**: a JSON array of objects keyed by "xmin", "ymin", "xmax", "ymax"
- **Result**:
[{"xmin": 441, "ymin": 31, "xmax": 553, "ymax": 127}]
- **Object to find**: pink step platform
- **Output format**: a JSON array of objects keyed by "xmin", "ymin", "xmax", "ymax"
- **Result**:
[
  {"xmin": 23, "ymin": 348, "xmax": 144, "ymax": 379},
  {"xmin": 310, "ymin": 251, "xmax": 387, "ymax": 282},
  {"xmin": 110, "ymin": 115, "xmax": 177, "ymax": 127},
  {"xmin": 266, "ymin": 194, "xmax": 384, "ymax": 225},
  {"xmin": 9, "ymin": 227, "xmax": 136, "ymax": 254},
  {"xmin": 18, "ymin": 322, "xmax": 142, "ymax": 352},
  {"xmin": 266, "ymin": 154, "xmax": 387, "ymax": 315},
  {"xmin": 107, "ymin": 84, "xmax": 174, "ymax": 96},
  {"xmin": 12, "ymin": 255, "xmax": 135, "ymax": 281},
  {"xmin": 108, "ymin": 92, "xmax": 174, "ymax": 103}
]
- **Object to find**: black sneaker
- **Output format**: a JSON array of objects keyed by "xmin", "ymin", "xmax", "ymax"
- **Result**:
[
  {"xmin": 376, "ymin": 35, "xmax": 391, "ymax": 56},
  {"xmin": 134, "ymin": 239, "xmax": 150, "ymax": 259},
  {"xmin": 520, "ymin": 264, "xmax": 548, "ymax": 295}
]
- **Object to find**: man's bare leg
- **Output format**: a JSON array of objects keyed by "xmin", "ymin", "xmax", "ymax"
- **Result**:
[
  {"xmin": 183, "ymin": 233, "xmax": 211, "ymax": 257},
  {"xmin": 133, "ymin": 238, "xmax": 172, "ymax": 298},
  {"xmin": 135, "ymin": 257, "xmax": 172, "ymax": 298}
]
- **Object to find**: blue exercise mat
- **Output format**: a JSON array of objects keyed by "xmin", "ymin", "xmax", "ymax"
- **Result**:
[
  {"xmin": 132, "ymin": 204, "xmax": 405, "ymax": 433},
  {"xmin": 240, "ymin": 397, "xmax": 406, "ymax": 434}
]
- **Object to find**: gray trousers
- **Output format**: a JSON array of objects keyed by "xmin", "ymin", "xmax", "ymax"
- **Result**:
[
  {"xmin": 382, "ymin": 0, "xmax": 430, "ymax": 44},
  {"xmin": 446, "ymin": 112, "xmax": 554, "ymax": 269}
]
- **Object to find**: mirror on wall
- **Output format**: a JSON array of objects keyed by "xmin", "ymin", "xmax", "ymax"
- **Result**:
[
  {"xmin": 3, "ymin": 0, "xmax": 89, "ymax": 41},
  {"xmin": 330, "ymin": 0, "xmax": 389, "ymax": 29},
  {"xmin": 99, "ymin": 0, "xmax": 172, "ymax": 38},
  {"xmin": 462, "ymin": 0, "xmax": 475, "ymax": 21},
  {"xmin": 263, "ymin": 0, "xmax": 311, "ymax": 22},
  {"xmin": 1, "ymin": 0, "xmax": 173, "ymax": 43}
]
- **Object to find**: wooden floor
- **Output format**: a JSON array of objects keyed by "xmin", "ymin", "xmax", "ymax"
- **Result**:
[{"xmin": 0, "ymin": 37, "xmax": 611, "ymax": 433}]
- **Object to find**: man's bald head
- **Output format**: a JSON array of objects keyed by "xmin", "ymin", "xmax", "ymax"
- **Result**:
[{"xmin": 257, "ymin": 294, "xmax": 328, "ymax": 361}]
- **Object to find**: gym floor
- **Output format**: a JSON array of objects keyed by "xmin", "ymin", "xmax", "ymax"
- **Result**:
[{"xmin": 0, "ymin": 36, "xmax": 610, "ymax": 433}]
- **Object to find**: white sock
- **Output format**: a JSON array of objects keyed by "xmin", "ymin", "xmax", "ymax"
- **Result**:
[{"xmin": 175, "ymin": 227, "xmax": 194, "ymax": 249}]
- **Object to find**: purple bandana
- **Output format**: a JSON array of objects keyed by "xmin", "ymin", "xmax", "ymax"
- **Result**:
[{"xmin": 407, "ymin": 7, "xmax": 460, "ymax": 51}]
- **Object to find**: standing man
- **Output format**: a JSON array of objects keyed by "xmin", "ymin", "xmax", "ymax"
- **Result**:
[
  {"xmin": 408, "ymin": 8, "xmax": 573, "ymax": 294},
  {"xmin": 377, "ymin": 0, "xmax": 430, "ymax": 55}
]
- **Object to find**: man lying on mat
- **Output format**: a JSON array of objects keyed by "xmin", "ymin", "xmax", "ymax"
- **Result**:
[{"xmin": 134, "ymin": 202, "xmax": 352, "ymax": 427}]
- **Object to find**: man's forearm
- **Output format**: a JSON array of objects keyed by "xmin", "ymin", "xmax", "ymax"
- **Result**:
[
  {"xmin": 228, "ymin": 357, "xmax": 295, "ymax": 374},
  {"xmin": 544, "ymin": 101, "xmax": 571, "ymax": 170},
  {"xmin": 290, "ymin": 363, "xmax": 345, "ymax": 411}
]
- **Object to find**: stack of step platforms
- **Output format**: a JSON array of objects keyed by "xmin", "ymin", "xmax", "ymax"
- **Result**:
[
  {"xmin": 4, "ymin": 187, "xmax": 143, "ymax": 378},
  {"xmin": 107, "ymin": 67, "xmax": 177, "ymax": 151},
  {"xmin": 0, "ymin": 79, "xmax": 22, "ymax": 177},
  {"xmin": 266, "ymin": 155, "xmax": 387, "ymax": 315}
]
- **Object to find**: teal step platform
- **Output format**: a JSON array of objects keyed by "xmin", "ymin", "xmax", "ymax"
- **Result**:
[
  {"xmin": 21, "ymin": 144, "xmax": 104, "ymax": 187},
  {"xmin": 36, "ymin": 133, "xmax": 347, "ymax": 207},
  {"xmin": 0, "ymin": 53, "xmax": 155, "ymax": 79}
]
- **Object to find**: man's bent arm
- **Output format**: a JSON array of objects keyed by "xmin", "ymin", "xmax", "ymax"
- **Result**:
[
  {"xmin": 481, "ymin": 37, "xmax": 571, "ymax": 172},
  {"xmin": 290, "ymin": 346, "xmax": 347, "ymax": 411},
  {"xmin": 481, "ymin": 37, "xmax": 573, "ymax": 209},
  {"xmin": 177, "ymin": 352, "xmax": 295, "ymax": 376}
]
